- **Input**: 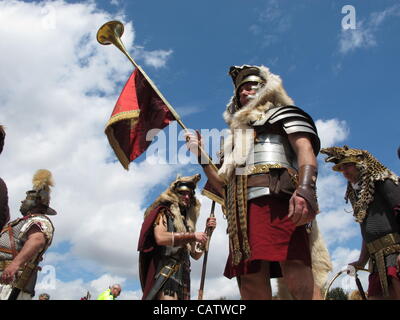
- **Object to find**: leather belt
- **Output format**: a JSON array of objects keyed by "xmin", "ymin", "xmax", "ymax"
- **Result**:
[
  {"xmin": 247, "ymin": 174, "xmax": 270, "ymax": 187},
  {"xmin": 366, "ymin": 233, "xmax": 400, "ymax": 297},
  {"xmin": 366, "ymin": 233, "xmax": 400, "ymax": 254},
  {"xmin": 144, "ymin": 259, "xmax": 180, "ymax": 300}
]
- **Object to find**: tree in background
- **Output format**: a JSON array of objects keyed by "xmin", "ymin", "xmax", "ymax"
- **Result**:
[{"xmin": 326, "ymin": 287, "xmax": 348, "ymax": 300}]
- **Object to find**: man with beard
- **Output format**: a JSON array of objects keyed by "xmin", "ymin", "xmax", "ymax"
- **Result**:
[
  {"xmin": 186, "ymin": 65, "xmax": 321, "ymax": 300},
  {"xmin": 0, "ymin": 169, "xmax": 56, "ymax": 300},
  {"xmin": 322, "ymin": 145, "xmax": 400, "ymax": 299},
  {"xmin": 138, "ymin": 174, "xmax": 216, "ymax": 300}
]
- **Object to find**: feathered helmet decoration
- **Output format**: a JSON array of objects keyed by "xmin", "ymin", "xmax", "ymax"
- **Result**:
[{"xmin": 20, "ymin": 169, "xmax": 57, "ymax": 216}]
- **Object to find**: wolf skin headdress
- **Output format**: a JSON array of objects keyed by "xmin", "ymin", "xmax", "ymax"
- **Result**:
[{"xmin": 144, "ymin": 174, "xmax": 201, "ymax": 233}]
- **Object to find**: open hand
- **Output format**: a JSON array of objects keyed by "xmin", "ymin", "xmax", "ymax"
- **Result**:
[{"xmin": 185, "ymin": 130, "xmax": 203, "ymax": 157}]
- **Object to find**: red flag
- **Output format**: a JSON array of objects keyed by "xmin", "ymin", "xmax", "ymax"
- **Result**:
[{"xmin": 105, "ymin": 69, "xmax": 175, "ymax": 169}]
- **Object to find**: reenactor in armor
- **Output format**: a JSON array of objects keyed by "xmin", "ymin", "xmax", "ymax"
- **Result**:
[
  {"xmin": 186, "ymin": 65, "xmax": 321, "ymax": 300},
  {"xmin": 0, "ymin": 169, "xmax": 56, "ymax": 300},
  {"xmin": 0, "ymin": 125, "xmax": 10, "ymax": 231},
  {"xmin": 138, "ymin": 174, "xmax": 216, "ymax": 300},
  {"xmin": 322, "ymin": 146, "xmax": 400, "ymax": 299}
]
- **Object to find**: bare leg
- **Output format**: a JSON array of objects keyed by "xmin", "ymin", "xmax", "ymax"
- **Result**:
[
  {"xmin": 312, "ymin": 284, "xmax": 323, "ymax": 300},
  {"xmin": 392, "ymin": 277, "xmax": 400, "ymax": 299},
  {"xmin": 280, "ymin": 260, "xmax": 314, "ymax": 300},
  {"xmin": 157, "ymin": 291, "xmax": 178, "ymax": 300},
  {"xmin": 239, "ymin": 261, "xmax": 272, "ymax": 300}
]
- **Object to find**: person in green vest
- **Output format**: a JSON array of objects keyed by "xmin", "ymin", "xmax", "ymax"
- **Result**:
[{"xmin": 97, "ymin": 284, "xmax": 122, "ymax": 300}]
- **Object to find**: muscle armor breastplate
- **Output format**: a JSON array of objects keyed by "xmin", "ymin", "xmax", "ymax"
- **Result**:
[
  {"xmin": 247, "ymin": 133, "xmax": 297, "ymax": 200},
  {"xmin": 249, "ymin": 133, "xmax": 298, "ymax": 169}
]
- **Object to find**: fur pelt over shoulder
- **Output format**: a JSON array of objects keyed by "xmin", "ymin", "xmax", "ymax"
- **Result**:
[
  {"xmin": 219, "ymin": 66, "xmax": 294, "ymax": 180},
  {"xmin": 144, "ymin": 174, "xmax": 201, "ymax": 233}
]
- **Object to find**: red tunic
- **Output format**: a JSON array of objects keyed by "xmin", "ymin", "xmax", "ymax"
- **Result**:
[
  {"xmin": 367, "ymin": 267, "xmax": 400, "ymax": 297},
  {"xmin": 224, "ymin": 195, "xmax": 311, "ymax": 278}
]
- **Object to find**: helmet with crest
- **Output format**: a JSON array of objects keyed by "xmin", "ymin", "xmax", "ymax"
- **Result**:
[{"xmin": 20, "ymin": 169, "xmax": 57, "ymax": 216}]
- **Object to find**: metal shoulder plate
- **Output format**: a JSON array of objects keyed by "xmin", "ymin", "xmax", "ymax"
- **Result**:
[{"xmin": 250, "ymin": 105, "xmax": 321, "ymax": 155}]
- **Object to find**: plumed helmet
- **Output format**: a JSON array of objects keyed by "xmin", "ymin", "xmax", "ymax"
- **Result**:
[{"xmin": 20, "ymin": 169, "xmax": 57, "ymax": 216}]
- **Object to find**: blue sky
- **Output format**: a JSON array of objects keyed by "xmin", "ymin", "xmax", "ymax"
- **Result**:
[
  {"xmin": 118, "ymin": 0, "xmax": 400, "ymax": 166},
  {"xmin": 0, "ymin": 0, "xmax": 399, "ymax": 299}
]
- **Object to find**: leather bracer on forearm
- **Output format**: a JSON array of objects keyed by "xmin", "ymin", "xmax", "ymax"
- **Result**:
[
  {"xmin": 174, "ymin": 232, "xmax": 196, "ymax": 246},
  {"xmin": 295, "ymin": 165, "xmax": 319, "ymax": 214}
]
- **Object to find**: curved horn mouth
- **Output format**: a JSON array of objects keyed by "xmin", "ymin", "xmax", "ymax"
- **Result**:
[{"xmin": 97, "ymin": 20, "xmax": 124, "ymax": 46}]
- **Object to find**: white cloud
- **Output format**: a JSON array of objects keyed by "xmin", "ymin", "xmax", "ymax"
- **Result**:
[
  {"xmin": 0, "ymin": 0, "xmax": 177, "ymax": 299},
  {"xmin": 325, "ymin": 246, "xmax": 369, "ymax": 295},
  {"xmin": 175, "ymin": 106, "xmax": 203, "ymax": 118},
  {"xmin": 0, "ymin": 0, "xmax": 365, "ymax": 300},
  {"xmin": 110, "ymin": 0, "xmax": 120, "ymax": 6},
  {"xmin": 315, "ymin": 118, "xmax": 349, "ymax": 148},
  {"xmin": 249, "ymin": 0, "xmax": 292, "ymax": 48},
  {"xmin": 315, "ymin": 120, "xmax": 360, "ymax": 249},
  {"xmin": 370, "ymin": 4, "xmax": 400, "ymax": 27},
  {"xmin": 133, "ymin": 48, "xmax": 173, "ymax": 69},
  {"xmin": 35, "ymin": 273, "xmax": 142, "ymax": 300},
  {"xmin": 339, "ymin": 21, "xmax": 376, "ymax": 54},
  {"xmin": 339, "ymin": 4, "xmax": 400, "ymax": 54},
  {"xmin": 190, "ymin": 276, "xmax": 240, "ymax": 300}
]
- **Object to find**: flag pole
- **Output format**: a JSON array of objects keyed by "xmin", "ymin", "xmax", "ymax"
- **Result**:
[
  {"xmin": 198, "ymin": 200, "xmax": 216, "ymax": 300},
  {"xmin": 97, "ymin": 21, "xmax": 218, "ymax": 172}
]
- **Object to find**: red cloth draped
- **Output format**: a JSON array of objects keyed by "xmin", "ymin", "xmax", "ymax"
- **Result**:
[
  {"xmin": 105, "ymin": 69, "xmax": 175, "ymax": 169},
  {"xmin": 224, "ymin": 196, "xmax": 311, "ymax": 279}
]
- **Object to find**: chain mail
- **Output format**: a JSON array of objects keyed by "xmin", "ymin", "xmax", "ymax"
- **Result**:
[
  {"xmin": 0, "ymin": 215, "xmax": 54, "ymax": 295},
  {"xmin": 0, "ymin": 218, "xmax": 26, "ymax": 260}
]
